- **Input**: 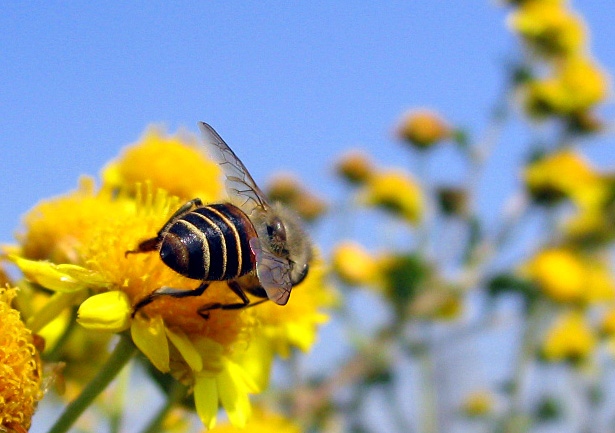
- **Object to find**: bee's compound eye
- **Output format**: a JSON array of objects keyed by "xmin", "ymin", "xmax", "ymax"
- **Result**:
[
  {"xmin": 267, "ymin": 217, "xmax": 287, "ymax": 243},
  {"xmin": 292, "ymin": 262, "xmax": 309, "ymax": 286}
]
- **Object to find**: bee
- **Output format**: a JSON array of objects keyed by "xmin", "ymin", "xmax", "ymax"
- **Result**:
[{"xmin": 127, "ymin": 122, "xmax": 312, "ymax": 317}]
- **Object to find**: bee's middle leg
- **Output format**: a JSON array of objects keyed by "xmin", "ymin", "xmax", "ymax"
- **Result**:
[{"xmin": 132, "ymin": 282, "xmax": 210, "ymax": 317}]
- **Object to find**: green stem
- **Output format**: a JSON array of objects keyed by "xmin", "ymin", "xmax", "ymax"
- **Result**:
[
  {"xmin": 418, "ymin": 329, "xmax": 438, "ymax": 433},
  {"xmin": 109, "ymin": 361, "xmax": 133, "ymax": 433},
  {"xmin": 139, "ymin": 383, "xmax": 187, "ymax": 433},
  {"xmin": 383, "ymin": 384, "xmax": 414, "ymax": 433},
  {"xmin": 46, "ymin": 334, "xmax": 137, "ymax": 433},
  {"xmin": 502, "ymin": 301, "xmax": 544, "ymax": 433}
]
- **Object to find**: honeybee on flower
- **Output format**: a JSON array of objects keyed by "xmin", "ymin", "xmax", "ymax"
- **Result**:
[{"xmin": 9, "ymin": 125, "xmax": 332, "ymax": 429}]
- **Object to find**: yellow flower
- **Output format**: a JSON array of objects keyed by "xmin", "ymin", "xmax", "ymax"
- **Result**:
[
  {"xmin": 508, "ymin": 1, "xmax": 586, "ymax": 57},
  {"xmin": 335, "ymin": 151, "xmax": 375, "ymax": 185},
  {"xmin": 266, "ymin": 174, "xmax": 302, "ymax": 204},
  {"xmin": 15, "ymin": 186, "xmax": 262, "ymax": 428},
  {"xmin": 461, "ymin": 390, "xmax": 494, "ymax": 417},
  {"xmin": 521, "ymin": 248, "xmax": 614, "ymax": 304},
  {"xmin": 565, "ymin": 206, "xmax": 615, "ymax": 246},
  {"xmin": 396, "ymin": 109, "xmax": 451, "ymax": 149},
  {"xmin": 17, "ymin": 177, "xmax": 129, "ymax": 263},
  {"xmin": 600, "ymin": 308, "xmax": 615, "ymax": 336},
  {"xmin": 523, "ymin": 150, "xmax": 606, "ymax": 207},
  {"xmin": 12, "ymin": 128, "xmax": 333, "ymax": 428},
  {"xmin": 361, "ymin": 169, "xmax": 423, "ymax": 224},
  {"xmin": 525, "ymin": 57, "xmax": 610, "ymax": 117},
  {"xmin": 254, "ymin": 258, "xmax": 334, "ymax": 358},
  {"xmin": 206, "ymin": 409, "xmax": 302, "ymax": 433},
  {"xmin": 265, "ymin": 174, "xmax": 327, "ymax": 222},
  {"xmin": 102, "ymin": 127, "xmax": 223, "ymax": 203},
  {"xmin": 0, "ymin": 287, "xmax": 43, "ymax": 431},
  {"xmin": 542, "ymin": 311, "xmax": 596, "ymax": 363},
  {"xmin": 332, "ymin": 241, "xmax": 380, "ymax": 286}
]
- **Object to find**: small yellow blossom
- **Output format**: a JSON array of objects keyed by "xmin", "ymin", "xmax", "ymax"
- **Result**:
[
  {"xmin": 521, "ymin": 248, "xmax": 614, "ymax": 304},
  {"xmin": 508, "ymin": 1, "xmax": 586, "ymax": 57},
  {"xmin": 525, "ymin": 57, "xmax": 609, "ymax": 117},
  {"xmin": 361, "ymin": 169, "xmax": 423, "ymax": 224},
  {"xmin": 522, "ymin": 249, "xmax": 584, "ymax": 302},
  {"xmin": 206, "ymin": 409, "xmax": 302, "ymax": 433},
  {"xmin": 461, "ymin": 390, "xmax": 494, "ymax": 417},
  {"xmin": 565, "ymin": 207, "xmax": 615, "ymax": 246},
  {"xmin": 396, "ymin": 109, "xmax": 451, "ymax": 149},
  {"xmin": 408, "ymin": 288, "xmax": 463, "ymax": 321},
  {"xmin": 542, "ymin": 311, "xmax": 596, "ymax": 363},
  {"xmin": 0, "ymin": 287, "xmax": 43, "ymax": 431},
  {"xmin": 254, "ymin": 259, "xmax": 334, "ymax": 358},
  {"xmin": 266, "ymin": 174, "xmax": 302, "ymax": 204},
  {"xmin": 266, "ymin": 174, "xmax": 327, "ymax": 222},
  {"xmin": 102, "ymin": 127, "xmax": 223, "ymax": 203},
  {"xmin": 600, "ymin": 308, "xmax": 615, "ymax": 336},
  {"xmin": 523, "ymin": 150, "xmax": 606, "ymax": 207},
  {"xmin": 335, "ymin": 151, "xmax": 375, "ymax": 185},
  {"xmin": 332, "ymin": 241, "xmax": 380, "ymax": 286}
]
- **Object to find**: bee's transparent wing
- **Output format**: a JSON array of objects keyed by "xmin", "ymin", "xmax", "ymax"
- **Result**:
[
  {"xmin": 249, "ymin": 238, "xmax": 292, "ymax": 305},
  {"xmin": 198, "ymin": 122, "xmax": 269, "ymax": 215}
]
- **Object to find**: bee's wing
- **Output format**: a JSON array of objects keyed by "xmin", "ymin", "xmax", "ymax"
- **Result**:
[
  {"xmin": 198, "ymin": 122, "xmax": 270, "ymax": 215},
  {"xmin": 249, "ymin": 238, "xmax": 292, "ymax": 305}
]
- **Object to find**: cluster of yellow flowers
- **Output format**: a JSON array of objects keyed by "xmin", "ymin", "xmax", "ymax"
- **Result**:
[
  {"xmin": 5, "ymin": 128, "xmax": 334, "ymax": 429},
  {"xmin": 331, "ymin": 110, "xmax": 463, "ymax": 322},
  {"xmin": 506, "ymin": 0, "xmax": 610, "ymax": 126},
  {"xmin": 521, "ymin": 150, "xmax": 615, "ymax": 365},
  {"xmin": 335, "ymin": 147, "xmax": 425, "ymax": 226}
]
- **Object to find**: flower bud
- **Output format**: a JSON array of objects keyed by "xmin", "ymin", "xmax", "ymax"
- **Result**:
[
  {"xmin": 77, "ymin": 291, "xmax": 132, "ymax": 332},
  {"xmin": 335, "ymin": 151, "xmax": 374, "ymax": 185},
  {"xmin": 396, "ymin": 109, "xmax": 451, "ymax": 149}
]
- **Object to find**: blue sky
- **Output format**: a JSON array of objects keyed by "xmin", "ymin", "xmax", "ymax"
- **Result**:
[{"xmin": 2, "ymin": 1, "xmax": 614, "ymax": 243}]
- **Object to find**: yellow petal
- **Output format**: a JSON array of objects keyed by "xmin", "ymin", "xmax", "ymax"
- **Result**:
[
  {"xmin": 9, "ymin": 255, "xmax": 108, "ymax": 293},
  {"xmin": 194, "ymin": 374, "xmax": 218, "ymax": 430},
  {"xmin": 232, "ymin": 341, "xmax": 271, "ymax": 393},
  {"xmin": 77, "ymin": 291, "xmax": 131, "ymax": 332},
  {"xmin": 38, "ymin": 311, "xmax": 71, "ymax": 353},
  {"xmin": 27, "ymin": 292, "xmax": 80, "ymax": 333},
  {"xmin": 165, "ymin": 327, "xmax": 203, "ymax": 372},
  {"xmin": 193, "ymin": 337, "xmax": 224, "ymax": 372},
  {"xmin": 218, "ymin": 361, "xmax": 252, "ymax": 428},
  {"xmin": 130, "ymin": 315, "xmax": 170, "ymax": 372}
]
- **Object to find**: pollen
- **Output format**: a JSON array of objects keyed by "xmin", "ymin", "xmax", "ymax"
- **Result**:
[{"xmin": 0, "ymin": 287, "xmax": 43, "ymax": 431}]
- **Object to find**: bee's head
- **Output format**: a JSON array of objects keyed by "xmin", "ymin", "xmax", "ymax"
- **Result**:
[{"xmin": 259, "ymin": 203, "xmax": 312, "ymax": 287}]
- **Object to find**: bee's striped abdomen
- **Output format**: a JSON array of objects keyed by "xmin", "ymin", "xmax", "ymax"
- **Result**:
[{"xmin": 160, "ymin": 203, "xmax": 257, "ymax": 281}]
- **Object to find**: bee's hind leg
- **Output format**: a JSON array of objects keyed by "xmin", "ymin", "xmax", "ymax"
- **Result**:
[
  {"xmin": 125, "ymin": 198, "xmax": 204, "ymax": 257},
  {"xmin": 132, "ymin": 282, "xmax": 210, "ymax": 317},
  {"xmin": 197, "ymin": 281, "xmax": 268, "ymax": 318}
]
